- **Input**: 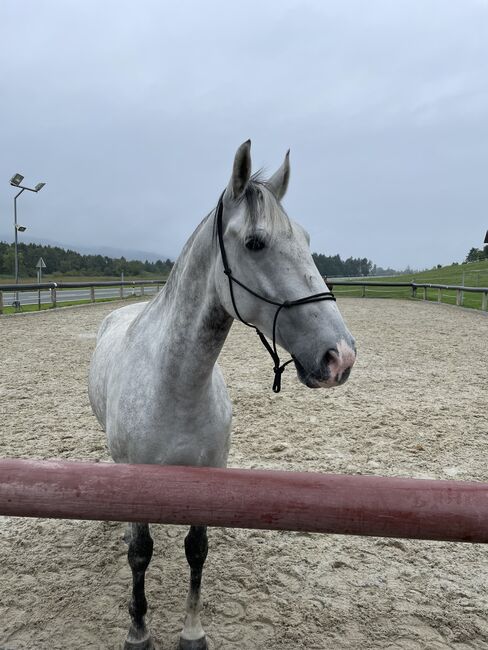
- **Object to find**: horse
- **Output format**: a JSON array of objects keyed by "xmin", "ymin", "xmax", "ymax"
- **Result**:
[{"xmin": 88, "ymin": 140, "xmax": 356, "ymax": 649}]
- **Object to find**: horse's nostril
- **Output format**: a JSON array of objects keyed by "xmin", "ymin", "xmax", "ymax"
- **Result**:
[{"xmin": 323, "ymin": 347, "xmax": 338, "ymax": 367}]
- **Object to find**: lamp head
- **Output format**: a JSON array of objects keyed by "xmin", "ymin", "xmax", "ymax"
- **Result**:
[
  {"xmin": 10, "ymin": 173, "xmax": 24, "ymax": 187},
  {"xmin": 16, "ymin": 225, "xmax": 27, "ymax": 232},
  {"xmin": 35, "ymin": 182, "xmax": 46, "ymax": 192}
]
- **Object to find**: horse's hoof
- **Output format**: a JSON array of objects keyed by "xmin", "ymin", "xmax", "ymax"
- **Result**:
[
  {"xmin": 123, "ymin": 636, "xmax": 155, "ymax": 650},
  {"xmin": 178, "ymin": 637, "xmax": 208, "ymax": 650}
]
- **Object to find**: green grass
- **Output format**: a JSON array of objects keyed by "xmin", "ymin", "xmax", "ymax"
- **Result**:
[
  {"xmin": 332, "ymin": 259, "xmax": 488, "ymax": 311},
  {"xmin": 385, "ymin": 259, "xmax": 488, "ymax": 286}
]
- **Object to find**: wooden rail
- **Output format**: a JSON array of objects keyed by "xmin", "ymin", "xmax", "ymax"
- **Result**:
[
  {"xmin": 1, "ymin": 279, "xmax": 487, "ymax": 314},
  {"xmin": 0, "ymin": 279, "xmax": 164, "ymax": 291},
  {"xmin": 326, "ymin": 280, "xmax": 488, "ymax": 311},
  {"xmin": 0, "ymin": 279, "xmax": 166, "ymax": 313},
  {"xmin": 1, "ymin": 459, "xmax": 488, "ymax": 543}
]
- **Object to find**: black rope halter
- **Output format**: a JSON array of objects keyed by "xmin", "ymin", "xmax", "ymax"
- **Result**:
[{"xmin": 216, "ymin": 191, "xmax": 336, "ymax": 393}]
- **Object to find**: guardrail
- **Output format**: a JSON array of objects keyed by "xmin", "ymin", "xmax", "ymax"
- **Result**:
[
  {"xmin": 1, "ymin": 279, "xmax": 487, "ymax": 314},
  {"xmin": 327, "ymin": 280, "xmax": 488, "ymax": 311},
  {"xmin": 0, "ymin": 279, "xmax": 166, "ymax": 314}
]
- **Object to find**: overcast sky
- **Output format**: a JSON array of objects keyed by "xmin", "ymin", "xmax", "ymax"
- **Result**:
[{"xmin": 1, "ymin": 0, "xmax": 487, "ymax": 270}]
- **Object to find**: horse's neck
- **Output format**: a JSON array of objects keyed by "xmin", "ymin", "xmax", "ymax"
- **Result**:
[{"xmin": 137, "ymin": 213, "xmax": 233, "ymax": 390}]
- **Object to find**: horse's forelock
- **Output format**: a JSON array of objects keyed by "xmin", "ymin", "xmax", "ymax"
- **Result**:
[
  {"xmin": 211, "ymin": 173, "xmax": 291, "ymax": 247},
  {"xmin": 238, "ymin": 174, "xmax": 291, "ymax": 242}
]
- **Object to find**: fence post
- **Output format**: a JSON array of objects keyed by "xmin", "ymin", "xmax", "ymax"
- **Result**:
[
  {"xmin": 412, "ymin": 284, "xmax": 417, "ymax": 299},
  {"xmin": 456, "ymin": 289, "xmax": 461, "ymax": 306},
  {"xmin": 51, "ymin": 284, "xmax": 57, "ymax": 309},
  {"xmin": 141, "ymin": 285, "xmax": 145, "ymax": 296},
  {"xmin": 482, "ymin": 291, "xmax": 487, "ymax": 312},
  {"xmin": 362, "ymin": 285, "xmax": 366, "ymax": 298},
  {"xmin": 0, "ymin": 291, "xmax": 3, "ymax": 314},
  {"xmin": 437, "ymin": 288, "xmax": 441, "ymax": 303},
  {"xmin": 90, "ymin": 287, "xmax": 95, "ymax": 303},
  {"xmin": 120, "ymin": 284, "xmax": 123, "ymax": 299},
  {"xmin": 423, "ymin": 286, "xmax": 427, "ymax": 300}
]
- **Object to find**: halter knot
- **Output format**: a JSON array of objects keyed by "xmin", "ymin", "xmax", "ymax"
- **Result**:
[{"xmin": 272, "ymin": 365, "xmax": 285, "ymax": 393}]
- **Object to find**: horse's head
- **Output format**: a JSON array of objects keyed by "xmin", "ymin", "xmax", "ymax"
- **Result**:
[{"xmin": 215, "ymin": 140, "xmax": 356, "ymax": 389}]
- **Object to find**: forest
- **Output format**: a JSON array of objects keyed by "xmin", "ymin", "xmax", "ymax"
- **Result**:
[
  {"xmin": 312, "ymin": 253, "xmax": 373, "ymax": 277},
  {"xmin": 3, "ymin": 240, "xmax": 484, "ymax": 283},
  {"xmin": 0, "ymin": 241, "xmax": 173, "ymax": 278}
]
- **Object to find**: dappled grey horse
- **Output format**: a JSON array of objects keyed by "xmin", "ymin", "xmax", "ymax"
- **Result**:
[{"xmin": 88, "ymin": 141, "xmax": 356, "ymax": 649}]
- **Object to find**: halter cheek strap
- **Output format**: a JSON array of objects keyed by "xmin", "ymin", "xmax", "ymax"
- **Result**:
[{"xmin": 216, "ymin": 192, "xmax": 336, "ymax": 393}]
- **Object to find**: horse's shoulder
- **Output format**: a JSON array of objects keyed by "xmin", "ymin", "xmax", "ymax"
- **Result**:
[{"xmin": 97, "ymin": 302, "xmax": 147, "ymax": 342}]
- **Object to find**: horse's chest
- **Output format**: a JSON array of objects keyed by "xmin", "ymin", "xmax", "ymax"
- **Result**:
[{"xmin": 108, "ymin": 367, "xmax": 232, "ymax": 466}]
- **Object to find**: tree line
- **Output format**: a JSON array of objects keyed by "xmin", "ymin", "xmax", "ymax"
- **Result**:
[
  {"xmin": 465, "ymin": 246, "xmax": 488, "ymax": 263},
  {"xmin": 0, "ymin": 240, "xmax": 379, "ymax": 281},
  {"xmin": 4, "ymin": 240, "xmax": 485, "ymax": 283},
  {"xmin": 0, "ymin": 241, "xmax": 174, "ymax": 278},
  {"xmin": 312, "ymin": 253, "xmax": 373, "ymax": 277}
]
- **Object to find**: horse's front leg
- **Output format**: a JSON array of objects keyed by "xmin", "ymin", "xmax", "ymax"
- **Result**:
[
  {"xmin": 124, "ymin": 523, "xmax": 155, "ymax": 650},
  {"xmin": 179, "ymin": 525, "xmax": 209, "ymax": 650}
]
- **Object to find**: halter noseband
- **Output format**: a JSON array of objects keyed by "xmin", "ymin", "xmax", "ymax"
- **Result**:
[{"xmin": 216, "ymin": 191, "xmax": 336, "ymax": 393}]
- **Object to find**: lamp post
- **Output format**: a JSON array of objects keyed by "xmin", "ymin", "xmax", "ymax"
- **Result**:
[{"xmin": 9, "ymin": 174, "xmax": 46, "ymax": 309}]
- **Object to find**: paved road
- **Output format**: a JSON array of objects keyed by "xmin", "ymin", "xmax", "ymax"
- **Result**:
[{"xmin": 3, "ymin": 286, "xmax": 158, "ymax": 308}]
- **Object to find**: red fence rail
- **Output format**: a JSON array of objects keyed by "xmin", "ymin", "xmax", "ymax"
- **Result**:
[{"xmin": 1, "ymin": 459, "xmax": 488, "ymax": 543}]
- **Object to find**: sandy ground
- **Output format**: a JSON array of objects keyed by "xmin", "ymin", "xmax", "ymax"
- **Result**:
[{"xmin": 1, "ymin": 297, "xmax": 487, "ymax": 650}]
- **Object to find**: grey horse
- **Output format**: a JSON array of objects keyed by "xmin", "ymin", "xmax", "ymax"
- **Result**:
[{"xmin": 88, "ymin": 140, "xmax": 356, "ymax": 649}]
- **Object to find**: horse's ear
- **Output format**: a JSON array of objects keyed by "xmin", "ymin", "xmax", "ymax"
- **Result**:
[
  {"xmin": 227, "ymin": 140, "xmax": 252, "ymax": 200},
  {"xmin": 268, "ymin": 150, "xmax": 290, "ymax": 201}
]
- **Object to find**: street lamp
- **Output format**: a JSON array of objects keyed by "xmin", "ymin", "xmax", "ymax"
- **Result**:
[{"xmin": 10, "ymin": 173, "xmax": 46, "ymax": 309}]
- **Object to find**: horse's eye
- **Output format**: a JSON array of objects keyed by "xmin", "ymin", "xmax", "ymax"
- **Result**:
[{"xmin": 245, "ymin": 236, "xmax": 266, "ymax": 251}]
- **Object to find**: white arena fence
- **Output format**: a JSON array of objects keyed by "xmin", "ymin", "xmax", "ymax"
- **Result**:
[
  {"xmin": 0, "ymin": 279, "xmax": 487, "ymax": 314},
  {"xmin": 0, "ymin": 279, "xmax": 164, "ymax": 312},
  {"xmin": 328, "ymin": 279, "xmax": 488, "ymax": 311}
]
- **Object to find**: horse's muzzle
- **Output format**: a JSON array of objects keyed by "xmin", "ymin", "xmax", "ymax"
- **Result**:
[{"xmin": 294, "ymin": 339, "xmax": 356, "ymax": 388}]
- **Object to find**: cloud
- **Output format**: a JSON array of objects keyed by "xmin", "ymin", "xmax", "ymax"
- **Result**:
[{"xmin": 1, "ymin": 0, "xmax": 487, "ymax": 269}]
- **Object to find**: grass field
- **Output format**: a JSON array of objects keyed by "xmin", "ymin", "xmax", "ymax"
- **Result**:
[
  {"xmin": 332, "ymin": 259, "xmax": 488, "ymax": 311},
  {"xmin": 386, "ymin": 259, "xmax": 488, "ymax": 286}
]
